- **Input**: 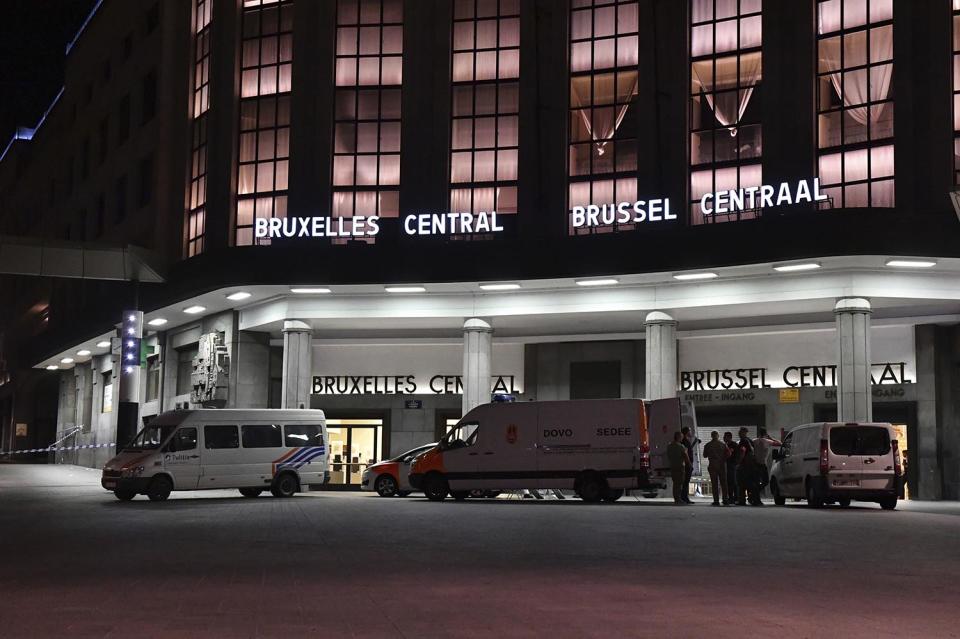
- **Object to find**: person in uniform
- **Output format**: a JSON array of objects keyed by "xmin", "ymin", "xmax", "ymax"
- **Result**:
[
  {"xmin": 667, "ymin": 432, "xmax": 692, "ymax": 505},
  {"xmin": 680, "ymin": 426, "xmax": 700, "ymax": 504},
  {"xmin": 703, "ymin": 431, "xmax": 730, "ymax": 506}
]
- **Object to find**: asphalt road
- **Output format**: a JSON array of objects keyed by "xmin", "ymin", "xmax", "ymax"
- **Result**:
[{"xmin": 0, "ymin": 464, "xmax": 958, "ymax": 639}]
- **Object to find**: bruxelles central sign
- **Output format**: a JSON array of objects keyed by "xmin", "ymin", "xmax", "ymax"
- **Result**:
[{"xmin": 253, "ymin": 178, "xmax": 829, "ymax": 239}]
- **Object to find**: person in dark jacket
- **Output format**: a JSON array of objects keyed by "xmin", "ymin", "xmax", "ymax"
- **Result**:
[
  {"xmin": 680, "ymin": 426, "xmax": 700, "ymax": 504},
  {"xmin": 667, "ymin": 432, "xmax": 692, "ymax": 505},
  {"xmin": 736, "ymin": 427, "xmax": 762, "ymax": 506},
  {"xmin": 723, "ymin": 431, "xmax": 739, "ymax": 506}
]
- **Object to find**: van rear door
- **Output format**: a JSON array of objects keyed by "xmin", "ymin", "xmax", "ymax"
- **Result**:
[
  {"xmin": 646, "ymin": 398, "xmax": 682, "ymax": 476},
  {"xmin": 830, "ymin": 425, "xmax": 895, "ymax": 492}
]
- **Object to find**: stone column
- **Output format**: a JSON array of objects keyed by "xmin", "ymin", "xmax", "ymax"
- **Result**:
[
  {"xmin": 645, "ymin": 311, "xmax": 678, "ymax": 400},
  {"xmin": 462, "ymin": 318, "xmax": 493, "ymax": 416},
  {"xmin": 281, "ymin": 320, "xmax": 313, "ymax": 409},
  {"xmin": 835, "ymin": 298, "xmax": 872, "ymax": 422}
]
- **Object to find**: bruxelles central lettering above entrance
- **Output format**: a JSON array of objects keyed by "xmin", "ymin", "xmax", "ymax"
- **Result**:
[{"xmin": 253, "ymin": 178, "xmax": 828, "ymax": 239}]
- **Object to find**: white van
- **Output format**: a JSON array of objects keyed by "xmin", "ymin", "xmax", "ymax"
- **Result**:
[
  {"xmin": 101, "ymin": 409, "xmax": 328, "ymax": 501},
  {"xmin": 408, "ymin": 399, "xmax": 675, "ymax": 502},
  {"xmin": 769, "ymin": 422, "xmax": 903, "ymax": 510}
]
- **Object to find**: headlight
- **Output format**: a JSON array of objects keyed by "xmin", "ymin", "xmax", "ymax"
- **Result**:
[
  {"xmin": 121, "ymin": 466, "xmax": 145, "ymax": 478},
  {"xmin": 361, "ymin": 470, "xmax": 370, "ymax": 480}
]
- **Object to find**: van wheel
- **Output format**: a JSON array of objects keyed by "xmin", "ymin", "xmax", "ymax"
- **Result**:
[
  {"xmin": 271, "ymin": 473, "xmax": 298, "ymax": 498},
  {"xmin": 578, "ymin": 473, "xmax": 606, "ymax": 503},
  {"xmin": 375, "ymin": 474, "xmax": 398, "ymax": 497},
  {"xmin": 147, "ymin": 476, "xmax": 172, "ymax": 502},
  {"xmin": 114, "ymin": 489, "xmax": 136, "ymax": 501},
  {"xmin": 451, "ymin": 490, "xmax": 470, "ymax": 501},
  {"xmin": 771, "ymin": 480, "xmax": 786, "ymax": 506},
  {"xmin": 239, "ymin": 488, "xmax": 263, "ymax": 498},
  {"xmin": 837, "ymin": 498, "xmax": 852, "ymax": 508},
  {"xmin": 603, "ymin": 488, "xmax": 624, "ymax": 503},
  {"xmin": 879, "ymin": 497, "xmax": 898, "ymax": 510},
  {"xmin": 805, "ymin": 479, "xmax": 823, "ymax": 509},
  {"xmin": 423, "ymin": 474, "xmax": 448, "ymax": 502}
]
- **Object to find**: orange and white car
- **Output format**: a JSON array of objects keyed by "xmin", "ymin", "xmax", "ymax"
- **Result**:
[{"xmin": 361, "ymin": 443, "xmax": 437, "ymax": 497}]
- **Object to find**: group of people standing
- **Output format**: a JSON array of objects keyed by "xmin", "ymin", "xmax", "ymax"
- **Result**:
[{"xmin": 666, "ymin": 426, "xmax": 781, "ymax": 506}]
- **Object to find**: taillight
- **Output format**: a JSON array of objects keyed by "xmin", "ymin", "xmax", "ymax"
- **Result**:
[
  {"xmin": 638, "ymin": 443, "xmax": 650, "ymax": 469},
  {"xmin": 819, "ymin": 439, "xmax": 829, "ymax": 475},
  {"xmin": 893, "ymin": 440, "xmax": 902, "ymax": 476}
]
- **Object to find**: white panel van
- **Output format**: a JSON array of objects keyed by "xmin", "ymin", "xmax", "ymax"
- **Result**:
[
  {"xmin": 769, "ymin": 422, "xmax": 903, "ymax": 510},
  {"xmin": 408, "ymin": 399, "xmax": 674, "ymax": 502},
  {"xmin": 101, "ymin": 409, "xmax": 328, "ymax": 501}
]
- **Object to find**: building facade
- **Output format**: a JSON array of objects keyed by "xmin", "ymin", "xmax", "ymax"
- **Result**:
[{"xmin": 2, "ymin": 0, "xmax": 960, "ymax": 499}]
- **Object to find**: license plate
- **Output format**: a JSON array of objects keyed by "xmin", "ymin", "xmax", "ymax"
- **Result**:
[
  {"xmin": 833, "ymin": 479, "xmax": 859, "ymax": 487},
  {"xmin": 103, "ymin": 480, "xmax": 116, "ymax": 488}
]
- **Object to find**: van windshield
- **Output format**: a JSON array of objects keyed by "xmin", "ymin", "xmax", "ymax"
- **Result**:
[
  {"xmin": 830, "ymin": 426, "xmax": 890, "ymax": 456},
  {"xmin": 123, "ymin": 425, "xmax": 177, "ymax": 451}
]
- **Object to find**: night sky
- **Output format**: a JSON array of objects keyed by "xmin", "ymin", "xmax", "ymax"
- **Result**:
[{"xmin": 0, "ymin": 0, "xmax": 98, "ymax": 146}]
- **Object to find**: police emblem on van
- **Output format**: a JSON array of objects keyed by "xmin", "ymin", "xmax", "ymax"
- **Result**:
[{"xmin": 506, "ymin": 424, "xmax": 518, "ymax": 444}]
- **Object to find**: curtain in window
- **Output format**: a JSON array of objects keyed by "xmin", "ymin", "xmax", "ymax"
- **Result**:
[
  {"xmin": 691, "ymin": 53, "xmax": 761, "ymax": 136},
  {"xmin": 570, "ymin": 71, "xmax": 638, "ymax": 156},
  {"xmin": 818, "ymin": 30, "xmax": 892, "ymax": 125}
]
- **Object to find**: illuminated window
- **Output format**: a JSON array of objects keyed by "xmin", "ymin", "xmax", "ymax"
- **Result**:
[
  {"xmin": 450, "ymin": 0, "xmax": 520, "ymax": 227},
  {"xmin": 953, "ymin": 0, "xmax": 960, "ymax": 183},
  {"xmin": 333, "ymin": 0, "xmax": 403, "ymax": 243},
  {"xmin": 186, "ymin": 0, "xmax": 211, "ymax": 257},
  {"xmin": 816, "ymin": 0, "xmax": 894, "ymax": 209},
  {"xmin": 689, "ymin": 0, "xmax": 763, "ymax": 225},
  {"xmin": 568, "ymin": 0, "xmax": 640, "ymax": 235},
  {"xmin": 235, "ymin": 0, "xmax": 293, "ymax": 246}
]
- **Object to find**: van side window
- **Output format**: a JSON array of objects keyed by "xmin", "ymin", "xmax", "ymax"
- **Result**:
[
  {"xmin": 167, "ymin": 427, "xmax": 197, "ymax": 452},
  {"xmin": 444, "ymin": 422, "xmax": 478, "ymax": 450},
  {"xmin": 205, "ymin": 425, "xmax": 239, "ymax": 449},
  {"xmin": 241, "ymin": 424, "xmax": 282, "ymax": 448},
  {"xmin": 781, "ymin": 432, "xmax": 793, "ymax": 457},
  {"xmin": 284, "ymin": 424, "xmax": 323, "ymax": 447}
]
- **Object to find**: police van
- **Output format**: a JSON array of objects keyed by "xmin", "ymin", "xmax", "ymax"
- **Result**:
[
  {"xmin": 101, "ymin": 409, "xmax": 328, "ymax": 501},
  {"xmin": 409, "ymin": 398, "xmax": 678, "ymax": 502}
]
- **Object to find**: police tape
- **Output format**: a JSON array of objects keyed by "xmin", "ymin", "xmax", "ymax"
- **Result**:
[{"xmin": 0, "ymin": 443, "xmax": 116, "ymax": 456}]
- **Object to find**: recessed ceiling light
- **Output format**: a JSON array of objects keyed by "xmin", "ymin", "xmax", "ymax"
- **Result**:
[
  {"xmin": 226, "ymin": 291, "xmax": 252, "ymax": 301},
  {"xmin": 773, "ymin": 262, "xmax": 821, "ymax": 272},
  {"xmin": 183, "ymin": 305, "xmax": 206, "ymax": 314},
  {"xmin": 479, "ymin": 283, "xmax": 521, "ymax": 291},
  {"xmin": 885, "ymin": 259, "xmax": 936, "ymax": 268},
  {"xmin": 76, "ymin": 350, "xmax": 91, "ymax": 357},
  {"xmin": 147, "ymin": 318, "xmax": 168, "ymax": 326},
  {"xmin": 385, "ymin": 286, "xmax": 426, "ymax": 293},
  {"xmin": 60, "ymin": 357, "xmax": 74, "ymax": 364},
  {"xmin": 45, "ymin": 365, "xmax": 59, "ymax": 371},
  {"xmin": 290, "ymin": 287, "xmax": 332, "ymax": 294},
  {"xmin": 575, "ymin": 278, "xmax": 619, "ymax": 287},
  {"xmin": 96, "ymin": 341, "xmax": 111, "ymax": 348},
  {"xmin": 673, "ymin": 272, "xmax": 718, "ymax": 281}
]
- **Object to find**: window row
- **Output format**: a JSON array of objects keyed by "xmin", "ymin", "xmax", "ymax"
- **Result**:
[{"xmin": 199, "ymin": 424, "xmax": 325, "ymax": 450}]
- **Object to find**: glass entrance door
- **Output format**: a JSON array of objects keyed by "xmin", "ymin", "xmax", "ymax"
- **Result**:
[{"xmin": 326, "ymin": 419, "xmax": 384, "ymax": 487}]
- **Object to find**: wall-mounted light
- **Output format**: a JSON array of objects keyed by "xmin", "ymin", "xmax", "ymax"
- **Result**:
[
  {"xmin": 226, "ymin": 291, "xmax": 252, "ymax": 301},
  {"xmin": 183, "ymin": 305, "xmax": 206, "ymax": 315},
  {"xmin": 290, "ymin": 287, "xmax": 332, "ymax": 294},
  {"xmin": 96, "ymin": 341, "xmax": 111, "ymax": 348},
  {"xmin": 575, "ymin": 278, "xmax": 619, "ymax": 287},
  {"xmin": 46, "ymin": 365, "xmax": 59, "ymax": 371},
  {"xmin": 673, "ymin": 272, "xmax": 718, "ymax": 281},
  {"xmin": 147, "ymin": 318, "xmax": 168, "ymax": 326},
  {"xmin": 479, "ymin": 283, "xmax": 521, "ymax": 291},
  {"xmin": 885, "ymin": 259, "xmax": 936, "ymax": 268},
  {"xmin": 76, "ymin": 350, "xmax": 92, "ymax": 357},
  {"xmin": 773, "ymin": 262, "xmax": 821, "ymax": 273},
  {"xmin": 385, "ymin": 286, "xmax": 426, "ymax": 293}
]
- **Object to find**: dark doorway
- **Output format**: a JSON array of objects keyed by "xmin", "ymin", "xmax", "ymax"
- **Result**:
[{"xmin": 570, "ymin": 361, "xmax": 621, "ymax": 399}]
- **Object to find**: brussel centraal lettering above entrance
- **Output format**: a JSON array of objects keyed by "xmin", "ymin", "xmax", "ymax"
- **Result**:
[
  {"xmin": 680, "ymin": 362, "xmax": 911, "ymax": 391},
  {"xmin": 311, "ymin": 374, "xmax": 519, "ymax": 396},
  {"xmin": 252, "ymin": 178, "xmax": 828, "ymax": 239}
]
